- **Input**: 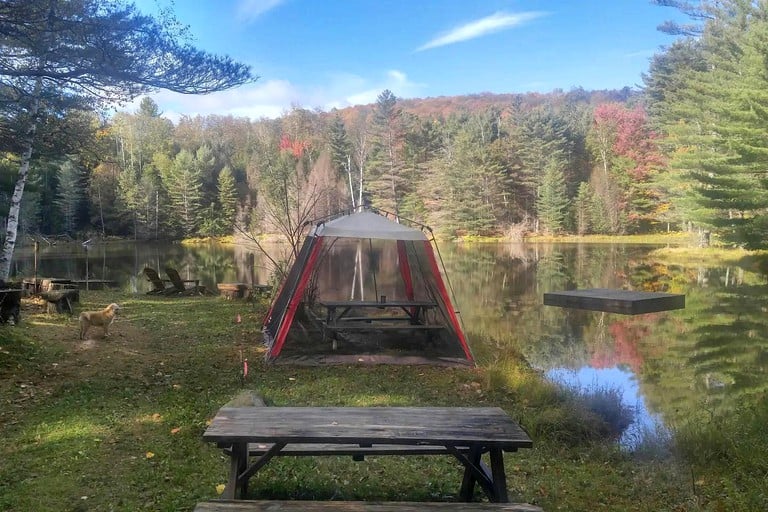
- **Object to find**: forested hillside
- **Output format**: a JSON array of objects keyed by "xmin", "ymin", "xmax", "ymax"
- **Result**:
[
  {"xmin": 2, "ymin": 0, "xmax": 768, "ymax": 249},
  {"xmin": 0, "ymin": 88, "xmax": 664, "ymax": 241}
]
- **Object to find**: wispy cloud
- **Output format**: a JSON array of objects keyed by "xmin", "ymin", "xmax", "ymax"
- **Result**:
[
  {"xmin": 417, "ymin": 11, "xmax": 546, "ymax": 52},
  {"xmin": 236, "ymin": 0, "xmax": 285, "ymax": 23}
]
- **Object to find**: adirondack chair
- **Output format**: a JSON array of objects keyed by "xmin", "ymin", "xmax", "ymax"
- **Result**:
[
  {"xmin": 164, "ymin": 267, "xmax": 205, "ymax": 295},
  {"xmin": 143, "ymin": 267, "xmax": 172, "ymax": 295}
]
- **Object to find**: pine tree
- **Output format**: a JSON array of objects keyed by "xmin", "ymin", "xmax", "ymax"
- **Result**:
[
  {"xmin": 369, "ymin": 90, "xmax": 405, "ymax": 213},
  {"xmin": 574, "ymin": 181, "xmax": 592, "ymax": 235},
  {"xmin": 537, "ymin": 160, "xmax": 569, "ymax": 234},
  {"xmin": 327, "ymin": 114, "xmax": 354, "ymax": 207},
  {"xmin": 218, "ymin": 165, "xmax": 238, "ymax": 231},
  {"xmin": 167, "ymin": 149, "xmax": 203, "ymax": 236},
  {"xmin": 54, "ymin": 159, "xmax": 85, "ymax": 235},
  {"xmin": 648, "ymin": 0, "xmax": 768, "ymax": 247}
]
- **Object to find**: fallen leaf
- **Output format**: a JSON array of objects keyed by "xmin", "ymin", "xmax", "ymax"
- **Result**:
[
  {"xmin": 215, "ymin": 484, "xmax": 226, "ymax": 495},
  {"xmin": 170, "ymin": 427, "xmax": 181, "ymax": 434},
  {"xmin": 145, "ymin": 451, "xmax": 155, "ymax": 459}
]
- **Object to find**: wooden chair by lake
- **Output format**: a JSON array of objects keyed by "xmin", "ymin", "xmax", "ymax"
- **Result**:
[
  {"xmin": 164, "ymin": 267, "xmax": 207, "ymax": 295},
  {"xmin": 143, "ymin": 267, "xmax": 173, "ymax": 295}
]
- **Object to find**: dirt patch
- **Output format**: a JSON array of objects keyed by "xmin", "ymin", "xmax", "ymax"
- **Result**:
[{"xmin": 4, "ymin": 297, "xmax": 171, "ymax": 414}]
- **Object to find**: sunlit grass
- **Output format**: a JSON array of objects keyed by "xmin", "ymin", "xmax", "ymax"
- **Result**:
[
  {"xmin": 2, "ymin": 291, "xmax": 765, "ymax": 510},
  {"xmin": 30, "ymin": 417, "xmax": 109, "ymax": 444}
]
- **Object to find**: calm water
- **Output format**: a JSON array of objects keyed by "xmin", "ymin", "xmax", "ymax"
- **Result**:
[{"xmin": 8, "ymin": 239, "xmax": 767, "ymax": 446}]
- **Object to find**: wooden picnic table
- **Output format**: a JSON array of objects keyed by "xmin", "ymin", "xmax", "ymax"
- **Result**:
[
  {"xmin": 543, "ymin": 288, "xmax": 685, "ymax": 315},
  {"xmin": 320, "ymin": 300, "xmax": 438, "ymax": 327},
  {"xmin": 203, "ymin": 406, "xmax": 532, "ymax": 503}
]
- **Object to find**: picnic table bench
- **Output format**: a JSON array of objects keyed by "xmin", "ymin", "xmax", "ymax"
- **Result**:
[
  {"xmin": 319, "ymin": 300, "xmax": 445, "ymax": 348},
  {"xmin": 321, "ymin": 300, "xmax": 438, "ymax": 326},
  {"xmin": 194, "ymin": 500, "xmax": 543, "ymax": 511},
  {"xmin": 202, "ymin": 406, "xmax": 532, "ymax": 504}
]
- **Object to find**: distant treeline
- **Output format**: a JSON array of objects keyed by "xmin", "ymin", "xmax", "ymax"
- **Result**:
[
  {"xmin": 0, "ymin": 87, "xmax": 664, "ymax": 241},
  {"xmin": 3, "ymin": 1, "xmax": 768, "ymax": 249}
]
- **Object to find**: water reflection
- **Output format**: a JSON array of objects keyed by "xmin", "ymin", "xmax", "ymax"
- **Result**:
[
  {"xmin": 9, "ymin": 240, "xmax": 277, "ymax": 293},
  {"xmin": 547, "ymin": 366, "xmax": 667, "ymax": 448},
  {"xmin": 8, "ymin": 240, "xmax": 768, "ymax": 447}
]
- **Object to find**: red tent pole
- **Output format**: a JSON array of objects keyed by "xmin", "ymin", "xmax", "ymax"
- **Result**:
[
  {"xmin": 423, "ymin": 240, "xmax": 473, "ymax": 363},
  {"xmin": 269, "ymin": 239, "xmax": 325, "ymax": 359}
]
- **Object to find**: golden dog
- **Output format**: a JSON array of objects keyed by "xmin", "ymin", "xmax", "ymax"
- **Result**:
[{"xmin": 79, "ymin": 303, "xmax": 120, "ymax": 340}]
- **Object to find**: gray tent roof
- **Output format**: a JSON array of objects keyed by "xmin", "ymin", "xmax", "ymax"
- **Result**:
[{"xmin": 312, "ymin": 211, "xmax": 428, "ymax": 241}]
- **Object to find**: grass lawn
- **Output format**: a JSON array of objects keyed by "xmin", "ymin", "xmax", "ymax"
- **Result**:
[{"xmin": 0, "ymin": 290, "xmax": 763, "ymax": 511}]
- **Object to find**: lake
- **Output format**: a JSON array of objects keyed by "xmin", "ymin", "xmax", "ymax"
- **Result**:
[{"xmin": 7, "ymin": 238, "xmax": 767, "ymax": 448}]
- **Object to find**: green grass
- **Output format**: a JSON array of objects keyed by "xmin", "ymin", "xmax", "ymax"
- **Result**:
[{"xmin": 0, "ymin": 291, "xmax": 763, "ymax": 511}]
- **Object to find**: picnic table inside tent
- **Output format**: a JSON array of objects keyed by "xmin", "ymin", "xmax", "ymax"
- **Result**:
[{"xmin": 262, "ymin": 208, "xmax": 474, "ymax": 366}]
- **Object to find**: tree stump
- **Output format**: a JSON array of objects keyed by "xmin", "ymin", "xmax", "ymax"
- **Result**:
[
  {"xmin": 41, "ymin": 278, "xmax": 74, "ymax": 292},
  {"xmin": 41, "ymin": 289, "xmax": 80, "ymax": 314},
  {"xmin": 217, "ymin": 283, "xmax": 248, "ymax": 299}
]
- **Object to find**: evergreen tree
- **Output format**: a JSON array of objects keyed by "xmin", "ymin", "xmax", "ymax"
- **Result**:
[
  {"xmin": 537, "ymin": 160, "xmax": 569, "ymax": 233},
  {"xmin": 327, "ymin": 114, "xmax": 354, "ymax": 207},
  {"xmin": 513, "ymin": 106, "xmax": 572, "ymax": 231},
  {"xmin": 167, "ymin": 149, "xmax": 203, "ymax": 236},
  {"xmin": 54, "ymin": 159, "xmax": 85, "ymax": 235},
  {"xmin": 369, "ymin": 90, "xmax": 405, "ymax": 213},
  {"xmin": 647, "ymin": 0, "xmax": 768, "ymax": 247},
  {"xmin": 438, "ymin": 111, "xmax": 506, "ymax": 236},
  {"xmin": 218, "ymin": 165, "xmax": 238, "ymax": 231}
]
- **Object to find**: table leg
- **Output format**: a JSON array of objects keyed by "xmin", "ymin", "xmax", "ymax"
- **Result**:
[
  {"xmin": 489, "ymin": 448, "xmax": 509, "ymax": 502},
  {"xmin": 459, "ymin": 445, "xmax": 482, "ymax": 501},
  {"xmin": 224, "ymin": 442, "xmax": 248, "ymax": 499}
]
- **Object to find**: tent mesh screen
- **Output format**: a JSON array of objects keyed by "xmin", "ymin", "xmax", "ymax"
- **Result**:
[{"xmin": 268, "ymin": 237, "xmax": 469, "ymax": 364}]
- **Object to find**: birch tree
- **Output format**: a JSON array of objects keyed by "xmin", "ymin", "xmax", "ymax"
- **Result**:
[{"xmin": 0, "ymin": 0, "xmax": 254, "ymax": 279}]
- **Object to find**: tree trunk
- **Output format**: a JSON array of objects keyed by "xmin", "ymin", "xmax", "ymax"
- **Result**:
[
  {"xmin": 0, "ymin": 88, "xmax": 41, "ymax": 281},
  {"xmin": 346, "ymin": 155, "xmax": 355, "ymax": 209}
]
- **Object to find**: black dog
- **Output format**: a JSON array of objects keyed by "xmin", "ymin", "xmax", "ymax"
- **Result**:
[{"xmin": 0, "ymin": 280, "xmax": 21, "ymax": 325}]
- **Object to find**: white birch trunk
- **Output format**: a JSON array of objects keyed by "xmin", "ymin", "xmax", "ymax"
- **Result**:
[
  {"xmin": 346, "ymin": 155, "xmax": 355, "ymax": 209},
  {"xmin": 0, "ymin": 86, "xmax": 41, "ymax": 280}
]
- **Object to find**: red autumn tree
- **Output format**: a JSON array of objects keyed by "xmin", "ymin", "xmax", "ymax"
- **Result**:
[{"xmin": 589, "ymin": 103, "xmax": 666, "ymax": 233}]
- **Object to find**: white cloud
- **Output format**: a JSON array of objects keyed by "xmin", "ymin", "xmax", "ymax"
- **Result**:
[
  {"xmin": 417, "ymin": 11, "xmax": 546, "ymax": 52},
  {"xmin": 344, "ymin": 70, "xmax": 424, "ymax": 107},
  {"xmin": 236, "ymin": 0, "xmax": 285, "ymax": 23},
  {"xmin": 123, "ymin": 70, "xmax": 425, "ymax": 123}
]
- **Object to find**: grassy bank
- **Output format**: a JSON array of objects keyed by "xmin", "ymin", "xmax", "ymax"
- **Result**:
[{"xmin": 0, "ymin": 292, "xmax": 763, "ymax": 511}]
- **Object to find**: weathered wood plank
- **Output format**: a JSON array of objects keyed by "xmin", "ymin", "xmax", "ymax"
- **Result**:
[
  {"xmin": 194, "ymin": 500, "xmax": 544, "ymax": 512},
  {"xmin": 227, "ymin": 442, "xmax": 470, "ymax": 457},
  {"xmin": 543, "ymin": 288, "xmax": 685, "ymax": 315},
  {"xmin": 203, "ymin": 407, "xmax": 532, "ymax": 449}
]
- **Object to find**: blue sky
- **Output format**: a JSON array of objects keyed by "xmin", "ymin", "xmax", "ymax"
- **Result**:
[{"xmin": 130, "ymin": 0, "xmax": 687, "ymax": 121}]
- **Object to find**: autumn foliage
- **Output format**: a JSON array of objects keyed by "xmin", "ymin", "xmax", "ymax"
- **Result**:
[{"xmin": 279, "ymin": 134, "xmax": 309, "ymax": 158}]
